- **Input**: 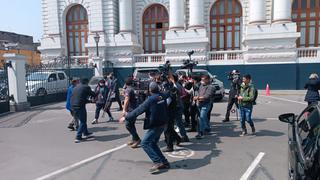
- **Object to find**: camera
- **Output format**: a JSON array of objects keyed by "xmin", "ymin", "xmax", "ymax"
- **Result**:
[
  {"xmin": 181, "ymin": 50, "xmax": 198, "ymax": 74},
  {"xmin": 158, "ymin": 60, "xmax": 172, "ymax": 82},
  {"xmin": 227, "ymin": 70, "xmax": 241, "ymax": 81},
  {"xmin": 181, "ymin": 59, "xmax": 198, "ymax": 70}
]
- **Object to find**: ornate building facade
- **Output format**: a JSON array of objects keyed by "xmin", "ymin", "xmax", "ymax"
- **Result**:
[{"xmin": 39, "ymin": 0, "xmax": 320, "ymax": 89}]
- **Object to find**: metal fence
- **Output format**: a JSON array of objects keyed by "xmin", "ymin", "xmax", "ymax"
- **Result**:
[
  {"xmin": 25, "ymin": 61, "xmax": 95, "ymax": 107},
  {"xmin": 0, "ymin": 62, "xmax": 10, "ymax": 114}
]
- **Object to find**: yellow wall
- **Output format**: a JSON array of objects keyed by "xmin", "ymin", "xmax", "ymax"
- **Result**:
[{"xmin": 0, "ymin": 49, "xmax": 41, "ymax": 67}]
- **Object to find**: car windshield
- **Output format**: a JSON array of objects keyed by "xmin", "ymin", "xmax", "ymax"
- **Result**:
[
  {"xmin": 177, "ymin": 70, "xmax": 213, "ymax": 78},
  {"xmin": 136, "ymin": 70, "xmax": 159, "ymax": 79},
  {"xmin": 27, "ymin": 73, "xmax": 48, "ymax": 81},
  {"xmin": 89, "ymin": 77, "xmax": 103, "ymax": 85}
]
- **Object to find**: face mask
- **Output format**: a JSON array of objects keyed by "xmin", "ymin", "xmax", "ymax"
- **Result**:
[
  {"xmin": 99, "ymin": 83, "xmax": 104, "ymax": 86},
  {"xmin": 201, "ymin": 81, "xmax": 205, "ymax": 85}
]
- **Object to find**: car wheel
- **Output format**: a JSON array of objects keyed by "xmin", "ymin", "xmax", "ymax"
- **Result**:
[{"xmin": 36, "ymin": 88, "xmax": 47, "ymax": 96}]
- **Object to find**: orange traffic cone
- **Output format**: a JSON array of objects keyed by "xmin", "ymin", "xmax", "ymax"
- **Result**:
[{"xmin": 266, "ymin": 84, "xmax": 270, "ymax": 96}]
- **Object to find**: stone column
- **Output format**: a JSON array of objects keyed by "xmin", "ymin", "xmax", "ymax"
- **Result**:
[
  {"xmin": 169, "ymin": 0, "xmax": 185, "ymax": 30},
  {"xmin": 4, "ymin": 54, "xmax": 30, "ymax": 111},
  {"xmin": 119, "ymin": 0, "xmax": 133, "ymax": 32},
  {"xmin": 273, "ymin": 0, "xmax": 292, "ymax": 23},
  {"xmin": 189, "ymin": 0, "xmax": 204, "ymax": 29},
  {"xmin": 249, "ymin": 0, "xmax": 266, "ymax": 24}
]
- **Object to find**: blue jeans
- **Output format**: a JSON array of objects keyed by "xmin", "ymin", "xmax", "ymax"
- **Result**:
[
  {"xmin": 175, "ymin": 108, "xmax": 188, "ymax": 138},
  {"xmin": 141, "ymin": 126, "xmax": 168, "ymax": 164},
  {"xmin": 198, "ymin": 103, "xmax": 211, "ymax": 133},
  {"xmin": 74, "ymin": 107, "xmax": 90, "ymax": 139},
  {"xmin": 239, "ymin": 106, "xmax": 254, "ymax": 130}
]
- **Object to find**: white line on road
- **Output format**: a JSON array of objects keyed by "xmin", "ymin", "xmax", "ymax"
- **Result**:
[
  {"xmin": 240, "ymin": 152, "xmax": 266, "ymax": 180},
  {"xmin": 35, "ymin": 144, "xmax": 127, "ymax": 180},
  {"xmin": 260, "ymin": 95, "xmax": 307, "ymax": 105}
]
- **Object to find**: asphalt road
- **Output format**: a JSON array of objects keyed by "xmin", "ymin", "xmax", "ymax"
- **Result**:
[{"xmin": 0, "ymin": 92, "xmax": 308, "ymax": 180}]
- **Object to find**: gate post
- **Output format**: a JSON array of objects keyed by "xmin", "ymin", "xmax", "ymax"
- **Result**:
[
  {"xmin": 4, "ymin": 53, "xmax": 30, "ymax": 111},
  {"xmin": 93, "ymin": 57, "xmax": 103, "ymax": 76}
]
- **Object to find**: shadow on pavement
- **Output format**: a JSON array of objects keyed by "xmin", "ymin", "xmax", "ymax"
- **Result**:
[
  {"xmin": 169, "ymin": 133, "xmax": 222, "ymax": 170},
  {"xmin": 95, "ymin": 133, "xmax": 130, "ymax": 142},
  {"xmin": 253, "ymin": 129, "xmax": 285, "ymax": 137},
  {"xmin": 89, "ymin": 126, "xmax": 118, "ymax": 133},
  {"xmin": 212, "ymin": 122, "xmax": 239, "ymax": 137}
]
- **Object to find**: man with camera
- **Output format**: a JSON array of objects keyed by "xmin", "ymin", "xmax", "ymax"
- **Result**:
[
  {"xmin": 223, "ymin": 70, "xmax": 242, "ymax": 122},
  {"xmin": 193, "ymin": 75, "xmax": 215, "ymax": 139}
]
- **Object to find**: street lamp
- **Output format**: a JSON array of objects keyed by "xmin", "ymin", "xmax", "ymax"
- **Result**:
[{"xmin": 94, "ymin": 32, "xmax": 100, "ymax": 57}]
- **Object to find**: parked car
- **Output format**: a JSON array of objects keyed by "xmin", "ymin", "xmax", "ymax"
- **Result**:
[
  {"xmin": 26, "ymin": 71, "xmax": 68, "ymax": 96},
  {"xmin": 131, "ymin": 68, "xmax": 160, "ymax": 103},
  {"xmin": 132, "ymin": 68, "xmax": 160, "ymax": 93},
  {"xmin": 176, "ymin": 69, "xmax": 225, "ymax": 101},
  {"xmin": 279, "ymin": 103, "xmax": 320, "ymax": 180}
]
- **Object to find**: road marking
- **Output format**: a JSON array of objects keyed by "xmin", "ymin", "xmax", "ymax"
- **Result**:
[
  {"xmin": 240, "ymin": 152, "xmax": 266, "ymax": 180},
  {"xmin": 35, "ymin": 144, "xmax": 127, "ymax": 180},
  {"xmin": 260, "ymin": 95, "xmax": 307, "ymax": 105},
  {"xmin": 165, "ymin": 147, "xmax": 195, "ymax": 159}
]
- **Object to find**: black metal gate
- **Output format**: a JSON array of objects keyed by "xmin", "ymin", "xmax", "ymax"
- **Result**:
[
  {"xmin": 25, "ymin": 58, "xmax": 95, "ymax": 107},
  {"xmin": 0, "ymin": 62, "xmax": 10, "ymax": 114}
]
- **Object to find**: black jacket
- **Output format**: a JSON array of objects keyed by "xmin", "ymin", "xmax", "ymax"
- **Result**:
[
  {"xmin": 304, "ymin": 79, "xmax": 320, "ymax": 103},
  {"xmin": 71, "ymin": 83, "xmax": 96, "ymax": 109},
  {"xmin": 229, "ymin": 79, "xmax": 242, "ymax": 98},
  {"xmin": 126, "ymin": 93, "xmax": 168, "ymax": 130}
]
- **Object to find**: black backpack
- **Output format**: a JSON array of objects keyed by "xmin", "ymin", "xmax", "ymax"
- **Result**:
[{"xmin": 250, "ymin": 86, "xmax": 258, "ymax": 105}]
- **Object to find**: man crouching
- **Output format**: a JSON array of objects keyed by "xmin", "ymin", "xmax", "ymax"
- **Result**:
[{"xmin": 120, "ymin": 82, "xmax": 170, "ymax": 174}]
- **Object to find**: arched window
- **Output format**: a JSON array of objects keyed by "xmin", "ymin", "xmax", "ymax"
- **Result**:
[
  {"xmin": 66, "ymin": 5, "xmax": 88, "ymax": 63},
  {"xmin": 292, "ymin": 0, "xmax": 320, "ymax": 47},
  {"xmin": 142, "ymin": 4, "xmax": 169, "ymax": 54},
  {"xmin": 210, "ymin": 0, "xmax": 242, "ymax": 51}
]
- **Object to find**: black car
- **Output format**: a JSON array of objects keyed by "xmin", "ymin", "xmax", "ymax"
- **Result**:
[
  {"xmin": 279, "ymin": 103, "xmax": 320, "ymax": 180},
  {"xmin": 132, "ymin": 68, "xmax": 160, "ymax": 103}
]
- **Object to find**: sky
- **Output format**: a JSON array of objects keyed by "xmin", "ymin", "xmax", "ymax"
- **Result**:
[{"xmin": 0, "ymin": 0, "xmax": 43, "ymax": 42}]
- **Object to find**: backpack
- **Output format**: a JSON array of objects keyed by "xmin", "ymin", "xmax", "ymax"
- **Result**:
[{"xmin": 251, "ymin": 87, "xmax": 258, "ymax": 105}]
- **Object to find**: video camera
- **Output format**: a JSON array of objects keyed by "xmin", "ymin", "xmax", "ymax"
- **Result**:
[
  {"xmin": 227, "ymin": 70, "xmax": 241, "ymax": 81},
  {"xmin": 181, "ymin": 50, "xmax": 198, "ymax": 74},
  {"xmin": 158, "ymin": 60, "xmax": 172, "ymax": 82}
]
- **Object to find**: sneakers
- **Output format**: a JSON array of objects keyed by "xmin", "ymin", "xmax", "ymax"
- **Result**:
[
  {"xmin": 68, "ymin": 125, "xmax": 75, "ymax": 131},
  {"xmin": 181, "ymin": 136, "xmax": 190, "ymax": 143},
  {"xmin": 149, "ymin": 162, "xmax": 170, "ymax": 174},
  {"xmin": 130, "ymin": 140, "xmax": 141, "ymax": 148},
  {"xmin": 251, "ymin": 126, "xmax": 256, "ymax": 135},
  {"xmin": 240, "ymin": 130, "xmax": 248, "ymax": 137},
  {"xmin": 84, "ymin": 132, "xmax": 94, "ymax": 139},
  {"xmin": 107, "ymin": 117, "xmax": 114, "ymax": 122},
  {"xmin": 91, "ymin": 119, "xmax": 98, "ymax": 124},
  {"xmin": 195, "ymin": 133, "xmax": 204, "ymax": 139},
  {"xmin": 162, "ymin": 147, "xmax": 174, "ymax": 153},
  {"xmin": 222, "ymin": 119, "xmax": 230, "ymax": 122},
  {"xmin": 127, "ymin": 140, "xmax": 134, "ymax": 146},
  {"xmin": 176, "ymin": 138, "xmax": 182, "ymax": 146},
  {"xmin": 74, "ymin": 138, "xmax": 83, "ymax": 143}
]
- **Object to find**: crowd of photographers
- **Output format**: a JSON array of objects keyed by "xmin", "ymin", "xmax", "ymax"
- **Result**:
[{"xmin": 65, "ymin": 64, "xmax": 258, "ymax": 173}]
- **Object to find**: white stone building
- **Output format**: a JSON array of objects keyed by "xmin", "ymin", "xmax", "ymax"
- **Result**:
[{"xmin": 39, "ymin": 0, "xmax": 320, "ymax": 89}]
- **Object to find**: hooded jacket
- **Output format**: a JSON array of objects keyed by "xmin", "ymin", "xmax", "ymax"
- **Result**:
[{"xmin": 126, "ymin": 93, "xmax": 168, "ymax": 129}]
